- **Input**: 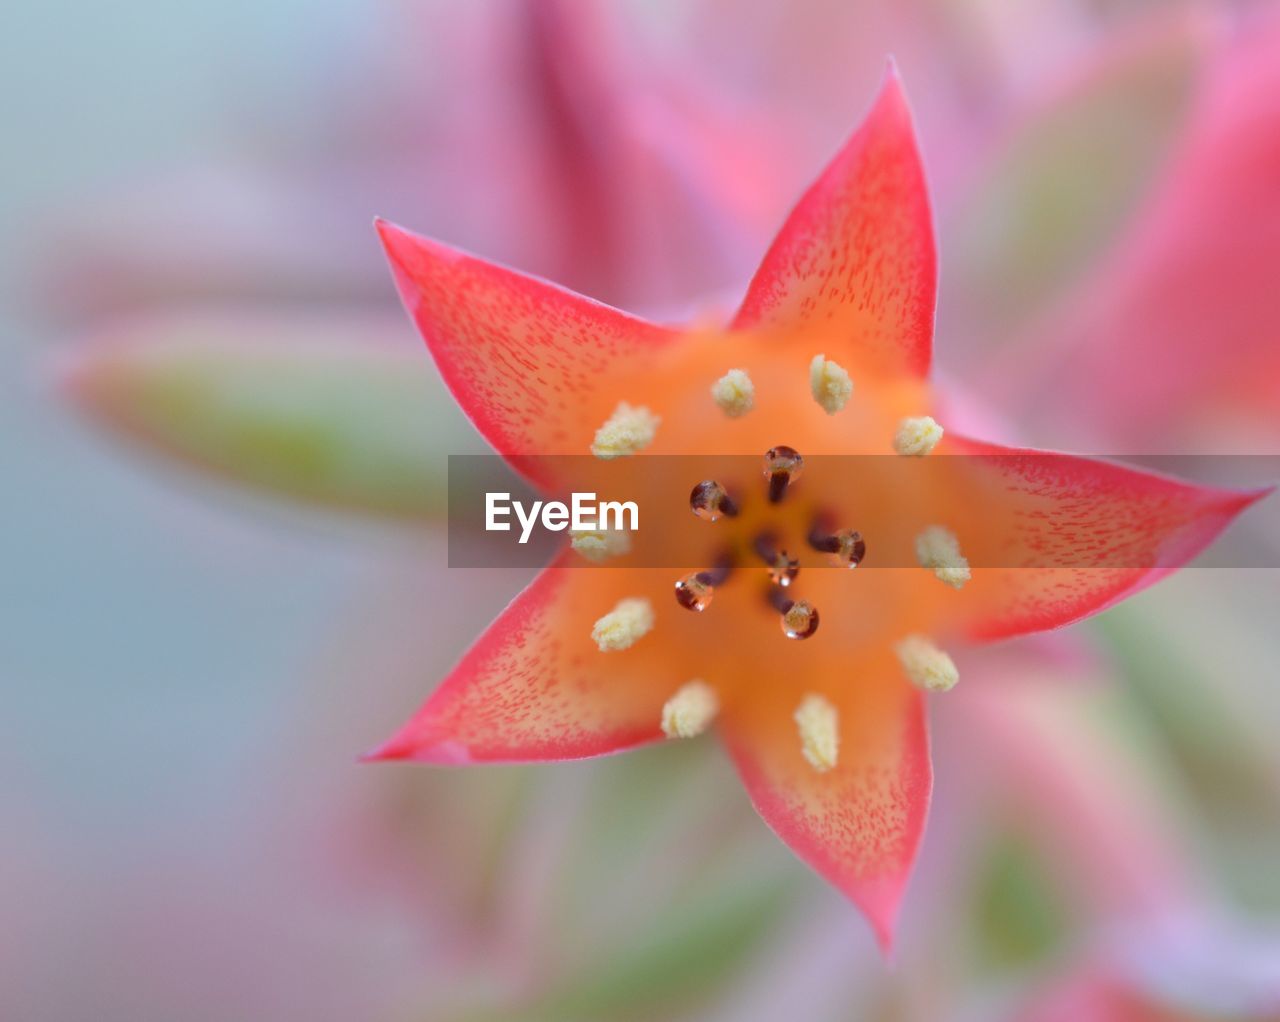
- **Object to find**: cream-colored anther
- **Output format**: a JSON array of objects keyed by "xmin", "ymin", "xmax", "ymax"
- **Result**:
[
  {"xmin": 915, "ymin": 526, "xmax": 971, "ymax": 589},
  {"xmin": 794, "ymin": 693, "xmax": 839, "ymax": 772},
  {"xmin": 896, "ymin": 635, "xmax": 959, "ymax": 692},
  {"xmin": 710, "ymin": 369, "xmax": 755, "ymax": 418},
  {"xmin": 661, "ymin": 680, "xmax": 719, "ymax": 738},
  {"xmin": 570, "ymin": 527, "xmax": 631, "ymax": 563},
  {"xmin": 591, "ymin": 598, "xmax": 655, "ymax": 651},
  {"xmin": 809, "ymin": 354, "xmax": 853, "ymax": 415},
  {"xmin": 894, "ymin": 416, "xmax": 943, "ymax": 456},
  {"xmin": 591, "ymin": 402, "xmax": 660, "ymax": 459}
]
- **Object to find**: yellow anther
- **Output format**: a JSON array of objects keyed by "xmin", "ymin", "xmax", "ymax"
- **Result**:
[
  {"xmin": 895, "ymin": 635, "xmax": 959, "ymax": 692},
  {"xmin": 570, "ymin": 527, "xmax": 631, "ymax": 563},
  {"xmin": 916, "ymin": 525, "xmax": 971, "ymax": 588},
  {"xmin": 894, "ymin": 416, "xmax": 943, "ymax": 456},
  {"xmin": 809, "ymin": 354, "xmax": 853, "ymax": 415},
  {"xmin": 794, "ymin": 693, "xmax": 839, "ymax": 772},
  {"xmin": 591, "ymin": 402, "xmax": 660, "ymax": 459},
  {"xmin": 710, "ymin": 368, "xmax": 755, "ymax": 418},
  {"xmin": 591, "ymin": 597, "xmax": 655, "ymax": 651},
  {"xmin": 661, "ymin": 680, "xmax": 719, "ymax": 738}
]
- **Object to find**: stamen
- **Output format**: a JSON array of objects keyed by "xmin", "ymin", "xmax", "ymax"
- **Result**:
[
  {"xmin": 570, "ymin": 527, "xmax": 631, "ymax": 563},
  {"xmin": 689, "ymin": 480, "xmax": 739, "ymax": 521},
  {"xmin": 794, "ymin": 694, "xmax": 839, "ymax": 772},
  {"xmin": 763, "ymin": 445, "xmax": 804, "ymax": 503},
  {"xmin": 809, "ymin": 354, "xmax": 853, "ymax": 415},
  {"xmin": 915, "ymin": 526, "xmax": 971, "ymax": 588},
  {"xmin": 895, "ymin": 635, "xmax": 959, "ymax": 692},
  {"xmin": 894, "ymin": 416, "xmax": 943, "ymax": 456},
  {"xmin": 710, "ymin": 368, "xmax": 755, "ymax": 418},
  {"xmin": 590, "ymin": 402, "xmax": 660, "ymax": 459},
  {"xmin": 591, "ymin": 597, "xmax": 655, "ymax": 651},
  {"xmin": 808, "ymin": 523, "xmax": 866, "ymax": 569},
  {"xmin": 661, "ymin": 680, "xmax": 719, "ymax": 738}
]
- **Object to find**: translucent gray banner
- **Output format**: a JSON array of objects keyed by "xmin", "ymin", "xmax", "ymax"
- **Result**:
[{"xmin": 446, "ymin": 455, "xmax": 1276, "ymax": 569}]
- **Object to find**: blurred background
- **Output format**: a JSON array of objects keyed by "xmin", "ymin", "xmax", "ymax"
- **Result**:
[{"xmin": 3, "ymin": 1, "xmax": 1280, "ymax": 1019}]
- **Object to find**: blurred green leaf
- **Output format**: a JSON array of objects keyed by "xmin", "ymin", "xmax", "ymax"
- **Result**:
[
  {"xmin": 61, "ymin": 310, "xmax": 487, "ymax": 518},
  {"xmin": 532, "ymin": 864, "xmax": 796, "ymax": 1022},
  {"xmin": 945, "ymin": 11, "xmax": 1205, "ymax": 346},
  {"xmin": 423, "ymin": 745, "xmax": 798, "ymax": 1022},
  {"xmin": 538, "ymin": 744, "xmax": 796, "ymax": 1020},
  {"xmin": 1096, "ymin": 604, "xmax": 1280, "ymax": 912},
  {"xmin": 971, "ymin": 828, "xmax": 1073, "ymax": 972}
]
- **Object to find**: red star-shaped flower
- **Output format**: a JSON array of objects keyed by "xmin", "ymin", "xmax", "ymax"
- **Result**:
[{"xmin": 367, "ymin": 66, "xmax": 1265, "ymax": 950}]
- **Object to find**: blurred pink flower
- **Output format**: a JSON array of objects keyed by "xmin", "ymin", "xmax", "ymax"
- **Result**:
[
  {"xmin": 43, "ymin": 0, "xmax": 783, "ymax": 324},
  {"xmin": 1018, "ymin": 917, "xmax": 1280, "ymax": 1022},
  {"xmin": 998, "ymin": 10, "xmax": 1280, "ymax": 453}
]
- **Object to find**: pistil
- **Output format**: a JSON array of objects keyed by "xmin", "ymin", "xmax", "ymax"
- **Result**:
[
  {"xmin": 769, "ymin": 587, "xmax": 820, "ymax": 640},
  {"xmin": 689, "ymin": 480, "xmax": 739, "ymax": 521},
  {"xmin": 808, "ymin": 522, "xmax": 867, "ymax": 568},
  {"xmin": 674, "ymin": 554, "xmax": 734, "ymax": 612},
  {"xmin": 764, "ymin": 445, "xmax": 804, "ymax": 503}
]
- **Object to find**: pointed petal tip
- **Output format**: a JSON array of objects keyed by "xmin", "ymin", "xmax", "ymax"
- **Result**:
[
  {"xmin": 875, "ymin": 56, "xmax": 910, "ymax": 108},
  {"xmin": 357, "ymin": 732, "xmax": 407, "ymax": 763},
  {"xmin": 874, "ymin": 920, "xmax": 898, "ymax": 962},
  {"xmin": 1197, "ymin": 479, "xmax": 1273, "ymax": 518},
  {"xmin": 372, "ymin": 215, "xmax": 414, "ymax": 243},
  {"xmin": 847, "ymin": 872, "xmax": 907, "ymax": 960},
  {"xmin": 357, "ymin": 743, "xmax": 398, "ymax": 765},
  {"xmin": 372, "ymin": 216, "xmax": 410, "ymax": 255},
  {"xmin": 373, "ymin": 219, "xmax": 471, "ymax": 276},
  {"xmin": 1239, "ymin": 483, "xmax": 1276, "ymax": 507},
  {"xmin": 359, "ymin": 733, "xmax": 475, "ymax": 766}
]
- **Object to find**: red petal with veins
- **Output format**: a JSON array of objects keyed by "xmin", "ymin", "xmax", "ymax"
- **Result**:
[
  {"xmin": 719, "ymin": 674, "xmax": 931, "ymax": 953},
  {"xmin": 376, "ymin": 219, "xmax": 675, "ymax": 485},
  {"xmin": 365, "ymin": 557, "xmax": 676, "ymax": 764},
  {"xmin": 732, "ymin": 63, "xmax": 936, "ymax": 379},
  {"xmin": 948, "ymin": 436, "xmax": 1270, "ymax": 639}
]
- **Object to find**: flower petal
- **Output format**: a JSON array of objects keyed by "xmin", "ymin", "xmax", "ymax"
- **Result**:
[
  {"xmin": 732, "ymin": 63, "xmax": 936, "ymax": 379},
  {"xmin": 719, "ymin": 670, "xmax": 931, "ymax": 952},
  {"xmin": 366, "ymin": 557, "xmax": 678, "ymax": 764},
  {"xmin": 376, "ymin": 219, "xmax": 677, "ymax": 483},
  {"xmin": 946, "ymin": 436, "xmax": 1270, "ymax": 639}
]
